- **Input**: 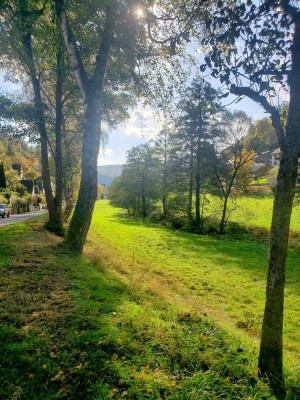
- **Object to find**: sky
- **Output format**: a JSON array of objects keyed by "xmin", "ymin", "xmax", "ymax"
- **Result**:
[
  {"xmin": 98, "ymin": 93, "xmax": 266, "ymax": 166},
  {"xmin": 0, "ymin": 73, "xmax": 267, "ymax": 167}
]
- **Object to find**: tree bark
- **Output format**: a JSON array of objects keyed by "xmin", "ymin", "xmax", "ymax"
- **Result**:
[
  {"xmin": 162, "ymin": 137, "xmax": 167, "ymax": 218},
  {"xmin": 258, "ymin": 21, "xmax": 300, "ymax": 398},
  {"xmin": 219, "ymin": 194, "xmax": 228, "ymax": 234},
  {"xmin": 195, "ymin": 140, "xmax": 201, "ymax": 230},
  {"xmin": 54, "ymin": 32, "xmax": 64, "ymax": 221},
  {"xmin": 56, "ymin": 0, "xmax": 112, "ymax": 252},
  {"xmin": 32, "ymin": 75, "xmax": 61, "ymax": 229},
  {"xmin": 188, "ymin": 146, "xmax": 194, "ymax": 220},
  {"xmin": 64, "ymin": 93, "xmax": 100, "ymax": 251},
  {"xmin": 141, "ymin": 177, "xmax": 147, "ymax": 218}
]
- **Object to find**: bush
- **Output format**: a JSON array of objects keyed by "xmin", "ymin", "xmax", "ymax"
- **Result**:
[
  {"xmin": 225, "ymin": 222, "xmax": 249, "ymax": 239},
  {"xmin": 201, "ymin": 216, "xmax": 219, "ymax": 235},
  {"xmin": 170, "ymin": 215, "xmax": 188, "ymax": 230}
]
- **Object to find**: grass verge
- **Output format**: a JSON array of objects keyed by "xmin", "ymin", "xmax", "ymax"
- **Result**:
[{"xmin": 0, "ymin": 208, "xmax": 298, "ymax": 399}]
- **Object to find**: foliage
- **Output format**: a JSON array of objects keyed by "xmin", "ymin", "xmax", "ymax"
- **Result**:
[
  {"xmin": 109, "ymin": 142, "xmax": 161, "ymax": 218},
  {"xmin": 244, "ymin": 118, "xmax": 278, "ymax": 153}
]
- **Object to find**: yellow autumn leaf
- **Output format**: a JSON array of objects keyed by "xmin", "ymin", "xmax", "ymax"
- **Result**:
[
  {"xmin": 75, "ymin": 363, "xmax": 82, "ymax": 369},
  {"xmin": 42, "ymin": 364, "xmax": 47, "ymax": 369},
  {"xmin": 28, "ymin": 374, "xmax": 34, "ymax": 379},
  {"xmin": 51, "ymin": 371, "xmax": 64, "ymax": 381}
]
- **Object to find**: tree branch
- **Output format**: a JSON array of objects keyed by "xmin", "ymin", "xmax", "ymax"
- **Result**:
[
  {"xmin": 280, "ymin": 0, "xmax": 300, "ymax": 21},
  {"xmin": 93, "ymin": 15, "xmax": 113, "ymax": 93},
  {"xmin": 231, "ymin": 85, "xmax": 285, "ymax": 149},
  {"xmin": 55, "ymin": 0, "xmax": 89, "ymax": 101}
]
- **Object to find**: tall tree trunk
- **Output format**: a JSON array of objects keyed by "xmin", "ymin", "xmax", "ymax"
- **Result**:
[
  {"xmin": 219, "ymin": 194, "xmax": 228, "ymax": 234},
  {"xmin": 64, "ymin": 94, "xmax": 100, "ymax": 251},
  {"xmin": 32, "ymin": 76, "xmax": 61, "ymax": 229},
  {"xmin": 195, "ymin": 172, "xmax": 201, "ymax": 228},
  {"xmin": 188, "ymin": 147, "xmax": 193, "ymax": 220},
  {"xmin": 195, "ymin": 143, "xmax": 201, "ymax": 230},
  {"xmin": 56, "ymin": 0, "xmax": 111, "ymax": 252},
  {"xmin": 141, "ymin": 177, "xmax": 147, "ymax": 218},
  {"xmin": 162, "ymin": 141, "xmax": 167, "ymax": 218},
  {"xmin": 258, "ymin": 143, "xmax": 298, "ymax": 398},
  {"xmin": 258, "ymin": 22, "xmax": 300, "ymax": 398},
  {"xmin": 55, "ymin": 32, "xmax": 64, "ymax": 221},
  {"xmin": 19, "ymin": 0, "xmax": 62, "ymax": 232}
]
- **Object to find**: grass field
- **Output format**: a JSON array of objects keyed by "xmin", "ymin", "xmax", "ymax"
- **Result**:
[
  {"xmin": 203, "ymin": 193, "xmax": 300, "ymax": 231},
  {"xmin": 0, "ymin": 201, "xmax": 299, "ymax": 399}
]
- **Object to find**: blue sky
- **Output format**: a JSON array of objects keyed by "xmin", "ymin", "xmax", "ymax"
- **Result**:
[
  {"xmin": 99, "ymin": 94, "xmax": 266, "ymax": 166},
  {"xmin": 0, "ymin": 73, "xmax": 266, "ymax": 167}
]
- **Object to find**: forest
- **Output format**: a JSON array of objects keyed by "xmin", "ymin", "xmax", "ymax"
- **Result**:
[{"xmin": 0, "ymin": 1, "xmax": 299, "ymax": 399}]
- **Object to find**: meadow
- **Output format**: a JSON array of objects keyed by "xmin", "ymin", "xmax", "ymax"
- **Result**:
[
  {"xmin": 0, "ymin": 198, "xmax": 299, "ymax": 399},
  {"xmin": 203, "ymin": 193, "xmax": 300, "ymax": 231}
]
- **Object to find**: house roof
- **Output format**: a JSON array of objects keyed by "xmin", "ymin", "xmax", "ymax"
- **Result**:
[{"xmin": 271, "ymin": 148, "xmax": 281, "ymax": 155}]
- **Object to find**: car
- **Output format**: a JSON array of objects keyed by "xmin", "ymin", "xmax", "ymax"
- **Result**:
[{"xmin": 0, "ymin": 204, "xmax": 10, "ymax": 218}]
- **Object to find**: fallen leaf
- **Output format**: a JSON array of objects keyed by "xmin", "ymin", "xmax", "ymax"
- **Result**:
[{"xmin": 51, "ymin": 371, "xmax": 64, "ymax": 382}]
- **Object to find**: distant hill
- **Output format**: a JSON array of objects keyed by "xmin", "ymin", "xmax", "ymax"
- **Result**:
[{"xmin": 97, "ymin": 164, "xmax": 123, "ymax": 186}]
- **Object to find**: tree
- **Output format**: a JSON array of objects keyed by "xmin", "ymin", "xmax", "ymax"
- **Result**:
[
  {"xmin": 213, "ymin": 111, "xmax": 254, "ymax": 234},
  {"xmin": 174, "ymin": 79, "xmax": 220, "ymax": 230},
  {"xmin": 154, "ymin": 126, "xmax": 174, "ymax": 218},
  {"xmin": 55, "ymin": 0, "xmax": 147, "ymax": 252},
  {"xmin": 123, "ymin": 142, "xmax": 160, "ymax": 218},
  {"xmin": 0, "ymin": 162, "xmax": 6, "ymax": 189},
  {"xmin": 0, "ymin": 0, "xmax": 64, "ymax": 233},
  {"xmin": 244, "ymin": 118, "xmax": 278, "ymax": 153},
  {"xmin": 197, "ymin": 1, "xmax": 300, "ymax": 395}
]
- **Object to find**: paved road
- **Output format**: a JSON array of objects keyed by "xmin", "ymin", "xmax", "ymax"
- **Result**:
[{"xmin": 0, "ymin": 210, "xmax": 48, "ymax": 228}]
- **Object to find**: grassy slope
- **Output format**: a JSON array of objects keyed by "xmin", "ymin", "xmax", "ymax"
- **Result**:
[
  {"xmin": 88, "ymin": 202, "xmax": 300, "ymax": 391},
  {"xmin": 0, "ymin": 202, "xmax": 299, "ymax": 399},
  {"xmin": 205, "ymin": 193, "xmax": 300, "ymax": 231}
]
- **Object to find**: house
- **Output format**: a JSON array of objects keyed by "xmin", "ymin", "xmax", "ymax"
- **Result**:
[
  {"xmin": 271, "ymin": 148, "xmax": 281, "ymax": 167},
  {"xmin": 254, "ymin": 150, "xmax": 272, "ymax": 164}
]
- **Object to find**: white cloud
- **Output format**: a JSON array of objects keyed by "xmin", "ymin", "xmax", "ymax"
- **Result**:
[{"xmin": 120, "ymin": 104, "xmax": 162, "ymax": 139}]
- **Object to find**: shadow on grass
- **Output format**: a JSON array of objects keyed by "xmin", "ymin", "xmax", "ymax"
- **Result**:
[
  {"xmin": 0, "ymin": 246, "xmax": 285, "ymax": 399},
  {"xmin": 0, "ymin": 219, "xmax": 299, "ymax": 399}
]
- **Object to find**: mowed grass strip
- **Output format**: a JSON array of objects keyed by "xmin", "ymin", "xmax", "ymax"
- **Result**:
[
  {"xmin": 88, "ymin": 201, "xmax": 300, "ymax": 389},
  {"xmin": 0, "ymin": 215, "xmax": 283, "ymax": 398}
]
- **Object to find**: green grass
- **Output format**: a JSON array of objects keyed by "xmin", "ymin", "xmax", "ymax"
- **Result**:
[
  {"xmin": 88, "ymin": 201, "xmax": 300, "ymax": 390},
  {"xmin": 0, "ymin": 205, "xmax": 299, "ymax": 398},
  {"xmin": 203, "ymin": 193, "xmax": 300, "ymax": 232}
]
